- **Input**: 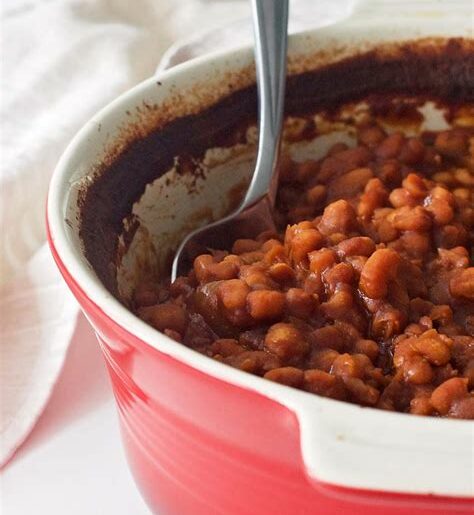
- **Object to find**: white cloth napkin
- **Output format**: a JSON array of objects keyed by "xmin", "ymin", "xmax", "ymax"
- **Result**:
[{"xmin": 0, "ymin": 0, "xmax": 357, "ymax": 467}]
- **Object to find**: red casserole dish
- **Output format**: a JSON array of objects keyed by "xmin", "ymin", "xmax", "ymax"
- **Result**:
[{"xmin": 47, "ymin": 4, "xmax": 474, "ymax": 514}]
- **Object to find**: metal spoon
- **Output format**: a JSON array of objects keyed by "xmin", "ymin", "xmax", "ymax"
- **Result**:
[{"xmin": 171, "ymin": 0, "xmax": 289, "ymax": 282}]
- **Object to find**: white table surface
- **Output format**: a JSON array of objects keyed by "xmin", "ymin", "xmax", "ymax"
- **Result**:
[{"xmin": 2, "ymin": 314, "xmax": 150, "ymax": 514}]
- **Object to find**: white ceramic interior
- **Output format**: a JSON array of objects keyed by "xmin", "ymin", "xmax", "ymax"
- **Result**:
[{"xmin": 48, "ymin": 4, "xmax": 474, "ymax": 498}]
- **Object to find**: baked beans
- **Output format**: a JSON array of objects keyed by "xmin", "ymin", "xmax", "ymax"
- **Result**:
[{"xmin": 135, "ymin": 124, "xmax": 474, "ymax": 419}]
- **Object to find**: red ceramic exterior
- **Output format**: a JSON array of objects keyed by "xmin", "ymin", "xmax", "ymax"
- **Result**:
[{"xmin": 48, "ymin": 225, "xmax": 473, "ymax": 515}]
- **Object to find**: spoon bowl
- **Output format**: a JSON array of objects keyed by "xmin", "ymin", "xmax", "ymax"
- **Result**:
[{"xmin": 171, "ymin": 0, "xmax": 289, "ymax": 281}]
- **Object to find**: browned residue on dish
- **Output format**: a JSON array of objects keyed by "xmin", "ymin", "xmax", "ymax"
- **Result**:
[
  {"xmin": 78, "ymin": 37, "xmax": 474, "ymax": 296},
  {"xmin": 117, "ymin": 214, "xmax": 141, "ymax": 264},
  {"xmin": 366, "ymin": 96, "xmax": 425, "ymax": 129}
]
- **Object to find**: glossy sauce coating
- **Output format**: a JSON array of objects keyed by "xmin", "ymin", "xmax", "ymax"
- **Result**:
[{"xmin": 135, "ymin": 124, "xmax": 474, "ymax": 418}]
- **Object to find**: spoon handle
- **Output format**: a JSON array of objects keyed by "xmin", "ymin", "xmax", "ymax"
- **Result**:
[{"xmin": 244, "ymin": 0, "xmax": 289, "ymax": 208}]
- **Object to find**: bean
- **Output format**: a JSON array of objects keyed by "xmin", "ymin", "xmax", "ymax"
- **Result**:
[
  {"xmin": 138, "ymin": 303, "xmax": 187, "ymax": 334},
  {"xmin": 376, "ymin": 132, "xmax": 404, "ymax": 159},
  {"xmin": 285, "ymin": 288, "xmax": 317, "ymax": 319},
  {"xmin": 268, "ymin": 262, "xmax": 295, "ymax": 283},
  {"xmin": 288, "ymin": 228, "xmax": 324, "ymax": 265},
  {"xmin": 402, "ymin": 173, "xmax": 428, "ymax": 198},
  {"xmin": 358, "ymin": 178, "xmax": 389, "ymax": 217},
  {"xmin": 358, "ymin": 125, "xmax": 386, "ymax": 147},
  {"xmin": 343, "ymin": 376, "xmax": 380, "ymax": 406},
  {"xmin": 413, "ymin": 329, "xmax": 452, "ymax": 366},
  {"xmin": 232, "ymin": 239, "xmax": 261, "ymax": 254},
  {"xmin": 359, "ymin": 248, "xmax": 401, "ymax": 299},
  {"xmin": 318, "ymin": 199, "xmax": 357, "ymax": 236},
  {"xmin": 194, "ymin": 254, "xmax": 238, "ymax": 283},
  {"xmin": 216, "ymin": 279, "xmax": 251, "ymax": 326},
  {"xmin": 399, "ymin": 138, "xmax": 425, "ymax": 164},
  {"xmin": 336, "ymin": 236, "xmax": 375, "ymax": 258},
  {"xmin": 308, "ymin": 248, "xmax": 337, "ymax": 275},
  {"xmin": 247, "ymin": 290, "xmax": 286, "ymax": 321},
  {"xmin": 450, "ymin": 268, "xmax": 474, "ymax": 300},
  {"xmin": 431, "ymin": 377, "xmax": 469, "ymax": 415},
  {"xmin": 354, "ymin": 339, "xmax": 379, "ymax": 362},
  {"xmin": 227, "ymin": 350, "xmax": 281, "ymax": 374},
  {"xmin": 308, "ymin": 348, "xmax": 340, "ymax": 371},
  {"xmin": 133, "ymin": 281, "xmax": 159, "ymax": 307},
  {"xmin": 264, "ymin": 367, "xmax": 305, "ymax": 387},
  {"xmin": 434, "ymin": 130, "xmax": 468, "ymax": 158},
  {"xmin": 211, "ymin": 339, "xmax": 244, "ymax": 357},
  {"xmin": 449, "ymin": 397, "xmax": 474, "ymax": 419},
  {"xmin": 327, "ymin": 167, "xmax": 373, "ymax": 201},
  {"xmin": 391, "ymin": 206, "xmax": 432, "ymax": 232},
  {"xmin": 310, "ymin": 325, "xmax": 346, "ymax": 351},
  {"xmin": 303, "ymin": 369, "xmax": 346, "ymax": 400},
  {"xmin": 306, "ymin": 184, "xmax": 327, "ymax": 206},
  {"xmin": 264, "ymin": 323, "xmax": 309, "ymax": 362}
]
